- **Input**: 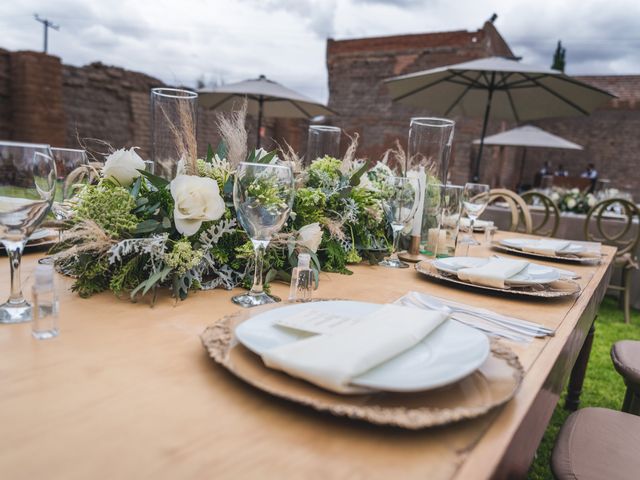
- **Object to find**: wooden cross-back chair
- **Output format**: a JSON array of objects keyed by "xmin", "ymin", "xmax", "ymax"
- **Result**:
[
  {"xmin": 521, "ymin": 191, "xmax": 561, "ymax": 237},
  {"xmin": 585, "ymin": 198, "xmax": 640, "ymax": 323},
  {"xmin": 488, "ymin": 188, "xmax": 533, "ymax": 234}
]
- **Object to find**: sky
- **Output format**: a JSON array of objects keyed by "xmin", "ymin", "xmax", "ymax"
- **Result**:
[{"xmin": 1, "ymin": 0, "xmax": 639, "ymax": 102}]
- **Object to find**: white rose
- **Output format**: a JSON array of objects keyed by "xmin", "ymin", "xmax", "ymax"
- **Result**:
[
  {"xmin": 170, "ymin": 175, "xmax": 226, "ymax": 236},
  {"xmin": 566, "ymin": 198, "xmax": 577, "ymax": 209},
  {"xmin": 551, "ymin": 192, "xmax": 561, "ymax": 202},
  {"xmin": 103, "ymin": 148, "xmax": 146, "ymax": 186},
  {"xmin": 297, "ymin": 223, "xmax": 322, "ymax": 253},
  {"xmin": 570, "ymin": 188, "xmax": 580, "ymax": 194},
  {"xmin": 587, "ymin": 195, "xmax": 597, "ymax": 207}
]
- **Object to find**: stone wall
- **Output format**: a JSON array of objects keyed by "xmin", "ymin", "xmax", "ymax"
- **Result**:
[{"xmin": 1, "ymin": 49, "xmax": 306, "ymax": 162}]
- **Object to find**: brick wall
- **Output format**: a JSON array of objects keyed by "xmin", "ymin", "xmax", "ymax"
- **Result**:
[
  {"xmin": 326, "ymin": 24, "xmax": 640, "ymax": 194},
  {"xmin": 326, "ymin": 21, "xmax": 515, "ymax": 185},
  {"xmin": 1, "ymin": 49, "xmax": 305, "ymax": 163}
]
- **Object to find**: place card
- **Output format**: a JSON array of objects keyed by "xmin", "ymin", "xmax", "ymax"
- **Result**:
[{"xmin": 275, "ymin": 309, "xmax": 360, "ymax": 335}]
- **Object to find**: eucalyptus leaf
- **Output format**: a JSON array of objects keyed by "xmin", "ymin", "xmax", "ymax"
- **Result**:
[
  {"xmin": 216, "ymin": 141, "xmax": 227, "ymax": 160},
  {"xmin": 349, "ymin": 159, "xmax": 371, "ymax": 187},
  {"xmin": 206, "ymin": 144, "xmax": 214, "ymax": 163},
  {"xmin": 138, "ymin": 169, "xmax": 170, "ymax": 190},
  {"xmin": 134, "ymin": 219, "xmax": 160, "ymax": 234}
]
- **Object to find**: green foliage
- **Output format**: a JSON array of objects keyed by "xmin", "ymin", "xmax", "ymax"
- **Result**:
[
  {"xmin": 551, "ymin": 40, "xmax": 566, "ymax": 72},
  {"xmin": 164, "ymin": 238, "xmax": 204, "ymax": 274},
  {"xmin": 70, "ymin": 254, "xmax": 112, "ymax": 298},
  {"xmin": 293, "ymin": 188, "xmax": 327, "ymax": 227},
  {"xmin": 320, "ymin": 237, "xmax": 352, "ymax": 274},
  {"xmin": 75, "ymin": 183, "xmax": 138, "ymax": 237}
]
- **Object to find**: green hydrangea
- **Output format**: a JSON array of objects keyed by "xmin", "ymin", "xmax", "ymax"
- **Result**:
[
  {"xmin": 293, "ymin": 187, "xmax": 326, "ymax": 226},
  {"xmin": 75, "ymin": 183, "xmax": 138, "ymax": 237},
  {"xmin": 164, "ymin": 238, "xmax": 204, "ymax": 274},
  {"xmin": 196, "ymin": 157, "xmax": 231, "ymax": 192},
  {"xmin": 307, "ymin": 156, "xmax": 342, "ymax": 188}
]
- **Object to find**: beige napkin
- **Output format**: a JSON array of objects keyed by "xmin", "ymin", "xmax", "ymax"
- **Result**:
[
  {"xmin": 261, "ymin": 305, "xmax": 448, "ymax": 394},
  {"xmin": 521, "ymin": 239, "xmax": 571, "ymax": 256},
  {"xmin": 457, "ymin": 258, "xmax": 528, "ymax": 288},
  {"xmin": 459, "ymin": 217, "xmax": 493, "ymax": 230}
]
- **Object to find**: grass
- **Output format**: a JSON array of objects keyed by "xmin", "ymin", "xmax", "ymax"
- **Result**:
[{"xmin": 528, "ymin": 296, "xmax": 640, "ymax": 479}]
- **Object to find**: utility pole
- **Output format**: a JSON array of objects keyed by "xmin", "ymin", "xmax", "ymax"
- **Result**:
[{"xmin": 34, "ymin": 14, "xmax": 60, "ymax": 54}]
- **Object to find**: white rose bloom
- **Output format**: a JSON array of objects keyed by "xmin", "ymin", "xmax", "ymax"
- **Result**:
[
  {"xmin": 297, "ymin": 223, "xmax": 323, "ymax": 253},
  {"xmin": 566, "ymin": 198, "xmax": 577, "ymax": 209},
  {"xmin": 103, "ymin": 148, "xmax": 146, "ymax": 186},
  {"xmin": 170, "ymin": 175, "xmax": 226, "ymax": 236},
  {"xmin": 587, "ymin": 194, "xmax": 597, "ymax": 207},
  {"xmin": 571, "ymin": 188, "xmax": 580, "ymax": 194},
  {"xmin": 551, "ymin": 192, "xmax": 561, "ymax": 202}
]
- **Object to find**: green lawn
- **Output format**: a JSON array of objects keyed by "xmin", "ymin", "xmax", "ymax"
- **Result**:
[{"xmin": 528, "ymin": 296, "xmax": 640, "ymax": 479}]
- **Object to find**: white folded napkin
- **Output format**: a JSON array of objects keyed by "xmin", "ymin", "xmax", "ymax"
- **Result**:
[
  {"xmin": 457, "ymin": 258, "xmax": 528, "ymax": 288},
  {"xmin": 261, "ymin": 305, "xmax": 448, "ymax": 394},
  {"xmin": 521, "ymin": 239, "xmax": 571, "ymax": 256}
]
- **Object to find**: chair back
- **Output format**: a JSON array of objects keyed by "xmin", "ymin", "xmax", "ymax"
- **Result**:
[
  {"xmin": 585, "ymin": 198, "xmax": 640, "ymax": 259},
  {"xmin": 488, "ymin": 188, "xmax": 533, "ymax": 234},
  {"xmin": 521, "ymin": 191, "xmax": 561, "ymax": 237}
]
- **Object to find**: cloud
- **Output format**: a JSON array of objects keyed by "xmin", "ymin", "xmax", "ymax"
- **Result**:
[{"xmin": 0, "ymin": 0, "xmax": 638, "ymax": 102}]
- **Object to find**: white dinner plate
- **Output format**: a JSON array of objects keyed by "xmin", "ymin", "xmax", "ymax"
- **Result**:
[
  {"xmin": 432, "ymin": 256, "xmax": 560, "ymax": 286},
  {"xmin": 500, "ymin": 238, "xmax": 586, "ymax": 254},
  {"xmin": 235, "ymin": 301, "xmax": 490, "ymax": 393}
]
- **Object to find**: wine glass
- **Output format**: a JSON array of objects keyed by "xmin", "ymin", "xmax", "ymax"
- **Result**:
[
  {"xmin": 460, "ymin": 182, "xmax": 490, "ymax": 249},
  {"xmin": 50, "ymin": 147, "xmax": 90, "ymax": 222},
  {"xmin": 232, "ymin": 162, "xmax": 294, "ymax": 307},
  {"xmin": 379, "ymin": 175, "xmax": 421, "ymax": 269},
  {"xmin": 0, "ymin": 141, "xmax": 56, "ymax": 323}
]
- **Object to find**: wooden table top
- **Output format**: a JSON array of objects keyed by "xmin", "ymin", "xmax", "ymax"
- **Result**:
[{"xmin": 0, "ymin": 232, "xmax": 615, "ymax": 480}]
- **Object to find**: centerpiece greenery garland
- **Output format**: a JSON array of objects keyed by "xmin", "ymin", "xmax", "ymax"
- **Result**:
[{"xmin": 52, "ymin": 141, "xmax": 397, "ymax": 303}]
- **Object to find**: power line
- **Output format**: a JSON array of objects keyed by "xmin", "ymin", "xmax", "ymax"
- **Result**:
[{"xmin": 34, "ymin": 14, "xmax": 60, "ymax": 53}]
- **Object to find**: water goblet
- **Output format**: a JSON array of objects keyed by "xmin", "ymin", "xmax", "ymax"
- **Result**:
[
  {"xmin": 232, "ymin": 162, "xmax": 295, "ymax": 307},
  {"xmin": 460, "ymin": 182, "xmax": 490, "ymax": 248},
  {"xmin": 379, "ymin": 175, "xmax": 421, "ymax": 269},
  {"xmin": 0, "ymin": 141, "xmax": 57, "ymax": 323}
]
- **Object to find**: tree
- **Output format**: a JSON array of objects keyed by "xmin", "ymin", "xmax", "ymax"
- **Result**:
[{"xmin": 552, "ymin": 40, "xmax": 566, "ymax": 72}]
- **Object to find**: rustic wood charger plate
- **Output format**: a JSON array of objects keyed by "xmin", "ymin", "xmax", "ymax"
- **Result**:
[
  {"xmin": 416, "ymin": 261, "xmax": 581, "ymax": 298},
  {"xmin": 200, "ymin": 301, "xmax": 524, "ymax": 430},
  {"xmin": 491, "ymin": 242, "xmax": 602, "ymax": 265}
]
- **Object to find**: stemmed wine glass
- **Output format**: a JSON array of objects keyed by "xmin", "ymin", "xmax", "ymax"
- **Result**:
[
  {"xmin": 232, "ymin": 162, "xmax": 295, "ymax": 307},
  {"xmin": 460, "ymin": 182, "xmax": 490, "ymax": 249},
  {"xmin": 379, "ymin": 175, "xmax": 422, "ymax": 269},
  {"xmin": 51, "ymin": 147, "xmax": 90, "ymax": 225},
  {"xmin": 0, "ymin": 141, "xmax": 57, "ymax": 323}
]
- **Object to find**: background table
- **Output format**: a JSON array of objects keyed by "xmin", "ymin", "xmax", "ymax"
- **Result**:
[
  {"xmin": 0, "ymin": 233, "xmax": 614, "ymax": 479},
  {"xmin": 484, "ymin": 204, "xmax": 639, "ymax": 310}
]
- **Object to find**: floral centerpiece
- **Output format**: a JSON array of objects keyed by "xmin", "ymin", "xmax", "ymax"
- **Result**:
[
  {"xmin": 52, "ymin": 107, "xmax": 397, "ymax": 303},
  {"xmin": 549, "ymin": 187, "xmax": 597, "ymax": 214}
]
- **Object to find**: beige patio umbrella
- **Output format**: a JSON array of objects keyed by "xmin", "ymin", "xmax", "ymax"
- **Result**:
[
  {"xmin": 472, "ymin": 124, "xmax": 583, "ymax": 186},
  {"xmin": 385, "ymin": 57, "xmax": 614, "ymax": 181},
  {"xmin": 199, "ymin": 75, "xmax": 336, "ymax": 147}
]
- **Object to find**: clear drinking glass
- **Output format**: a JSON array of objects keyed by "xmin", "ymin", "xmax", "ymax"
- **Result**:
[
  {"xmin": 421, "ymin": 184, "xmax": 463, "ymax": 258},
  {"xmin": 460, "ymin": 182, "xmax": 490, "ymax": 248},
  {"xmin": 306, "ymin": 125, "xmax": 341, "ymax": 164},
  {"xmin": 0, "ymin": 141, "xmax": 56, "ymax": 323},
  {"xmin": 50, "ymin": 147, "xmax": 89, "ymax": 222},
  {"xmin": 407, "ymin": 117, "xmax": 455, "ymax": 182},
  {"xmin": 232, "ymin": 162, "xmax": 295, "ymax": 307},
  {"xmin": 150, "ymin": 88, "xmax": 198, "ymax": 179},
  {"xmin": 379, "ymin": 175, "xmax": 422, "ymax": 269}
]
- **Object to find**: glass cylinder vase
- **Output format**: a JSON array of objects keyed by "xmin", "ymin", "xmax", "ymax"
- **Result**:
[
  {"xmin": 420, "ymin": 183, "xmax": 463, "ymax": 258},
  {"xmin": 407, "ymin": 117, "xmax": 455, "ymax": 184},
  {"xmin": 150, "ymin": 88, "xmax": 198, "ymax": 179},
  {"xmin": 306, "ymin": 125, "xmax": 341, "ymax": 165}
]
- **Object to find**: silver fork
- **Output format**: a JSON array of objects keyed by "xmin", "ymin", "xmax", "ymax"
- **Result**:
[
  {"xmin": 408, "ymin": 294, "xmax": 554, "ymax": 337},
  {"xmin": 398, "ymin": 297, "xmax": 532, "ymax": 343}
]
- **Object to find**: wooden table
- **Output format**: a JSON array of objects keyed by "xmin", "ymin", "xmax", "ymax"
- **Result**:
[{"xmin": 0, "ymin": 232, "xmax": 614, "ymax": 479}]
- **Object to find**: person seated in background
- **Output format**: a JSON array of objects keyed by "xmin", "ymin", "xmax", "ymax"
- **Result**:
[
  {"xmin": 555, "ymin": 165, "xmax": 568, "ymax": 176},
  {"xmin": 581, "ymin": 163, "xmax": 598, "ymax": 180},
  {"xmin": 534, "ymin": 161, "xmax": 552, "ymax": 187},
  {"xmin": 581, "ymin": 163, "xmax": 598, "ymax": 192}
]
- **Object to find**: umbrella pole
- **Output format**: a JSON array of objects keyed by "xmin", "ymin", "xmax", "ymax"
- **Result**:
[
  {"xmin": 473, "ymin": 84, "xmax": 494, "ymax": 183},
  {"xmin": 256, "ymin": 96, "xmax": 264, "ymax": 148},
  {"xmin": 518, "ymin": 147, "xmax": 528, "ymax": 190}
]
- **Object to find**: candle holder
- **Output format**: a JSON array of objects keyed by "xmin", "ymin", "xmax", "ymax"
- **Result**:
[{"xmin": 421, "ymin": 184, "xmax": 463, "ymax": 259}]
